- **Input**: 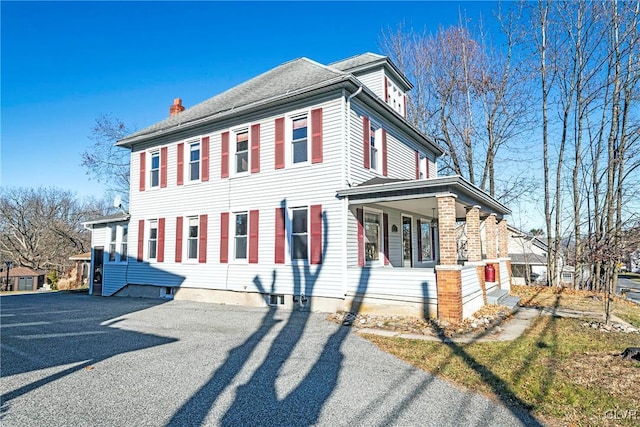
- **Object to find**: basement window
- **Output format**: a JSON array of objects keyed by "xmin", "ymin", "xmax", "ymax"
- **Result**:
[{"xmin": 269, "ymin": 294, "xmax": 285, "ymax": 305}]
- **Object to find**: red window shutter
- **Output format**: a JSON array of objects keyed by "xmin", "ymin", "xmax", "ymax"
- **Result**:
[
  {"xmin": 417, "ymin": 219, "xmax": 423, "ymax": 262},
  {"xmin": 221, "ymin": 132, "xmax": 229, "ymax": 178},
  {"xmin": 175, "ymin": 216, "xmax": 183, "ymax": 263},
  {"xmin": 415, "ymin": 151, "xmax": 420, "ymax": 180},
  {"xmin": 382, "ymin": 129, "xmax": 388, "ymax": 177},
  {"xmin": 362, "ymin": 117, "xmax": 370, "ymax": 169},
  {"xmin": 357, "ymin": 208, "xmax": 364, "ymax": 267},
  {"xmin": 311, "ymin": 108, "xmax": 323, "ymax": 164},
  {"xmin": 250, "ymin": 124, "xmax": 260, "ymax": 173},
  {"xmin": 160, "ymin": 147, "xmax": 168, "ymax": 188},
  {"xmin": 383, "ymin": 213, "xmax": 390, "ymax": 265},
  {"xmin": 275, "ymin": 117, "xmax": 285, "ymax": 169},
  {"xmin": 137, "ymin": 219, "xmax": 144, "ymax": 262},
  {"xmin": 139, "ymin": 152, "xmax": 146, "ymax": 192},
  {"xmin": 384, "ymin": 76, "xmax": 389, "ymax": 102},
  {"xmin": 220, "ymin": 212, "xmax": 229, "ymax": 263},
  {"xmin": 157, "ymin": 218, "xmax": 165, "ymax": 262},
  {"xmin": 249, "ymin": 209, "xmax": 259, "ymax": 263},
  {"xmin": 177, "ymin": 143, "xmax": 184, "ymax": 186},
  {"xmin": 275, "ymin": 207, "xmax": 286, "ymax": 264},
  {"xmin": 199, "ymin": 215, "xmax": 208, "ymax": 263},
  {"xmin": 202, "ymin": 136, "xmax": 210, "ymax": 182},
  {"xmin": 403, "ymin": 95, "xmax": 407, "ymax": 118},
  {"xmin": 310, "ymin": 205, "xmax": 323, "ymax": 264},
  {"xmin": 425, "ymin": 156, "xmax": 430, "ymax": 178}
]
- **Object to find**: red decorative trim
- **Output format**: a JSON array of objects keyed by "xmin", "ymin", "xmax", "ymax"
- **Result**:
[
  {"xmin": 249, "ymin": 209, "xmax": 259, "ymax": 263},
  {"xmin": 139, "ymin": 152, "xmax": 146, "ymax": 192},
  {"xmin": 220, "ymin": 212, "xmax": 229, "ymax": 263},
  {"xmin": 198, "ymin": 215, "xmax": 208, "ymax": 263},
  {"xmin": 175, "ymin": 216, "xmax": 183, "ymax": 262},
  {"xmin": 177, "ymin": 143, "xmax": 184, "ymax": 186},
  {"xmin": 251, "ymin": 124, "xmax": 260, "ymax": 173},
  {"xmin": 202, "ymin": 136, "xmax": 210, "ymax": 182},
  {"xmin": 310, "ymin": 205, "xmax": 322, "ymax": 264},
  {"xmin": 160, "ymin": 147, "xmax": 167, "ymax": 188},
  {"xmin": 311, "ymin": 108, "xmax": 323, "ymax": 164},
  {"xmin": 157, "ymin": 218, "xmax": 165, "ymax": 262},
  {"xmin": 275, "ymin": 207, "xmax": 285, "ymax": 263},
  {"xmin": 221, "ymin": 132, "xmax": 229, "ymax": 178},
  {"xmin": 275, "ymin": 118, "xmax": 285, "ymax": 169}
]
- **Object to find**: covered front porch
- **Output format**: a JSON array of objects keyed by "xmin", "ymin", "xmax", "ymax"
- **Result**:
[{"xmin": 338, "ymin": 176, "xmax": 514, "ymax": 322}]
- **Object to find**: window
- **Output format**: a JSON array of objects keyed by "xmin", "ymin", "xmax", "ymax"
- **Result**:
[
  {"xmin": 269, "ymin": 294, "xmax": 285, "ymax": 305},
  {"xmin": 419, "ymin": 155, "xmax": 428, "ymax": 179},
  {"xmin": 420, "ymin": 221, "xmax": 432, "ymax": 260},
  {"xmin": 189, "ymin": 142, "xmax": 200, "ymax": 181},
  {"xmin": 386, "ymin": 79, "xmax": 405, "ymax": 116},
  {"xmin": 108, "ymin": 226, "xmax": 117, "ymax": 262},
  {"xmin": 370, "ymin": 123, "xmax": 379, "ymax": 171},
  {"xmin": 121, "ymin": 226, "xmax": 128, "ymax": 262},
  {"xmin": 235, "ymin": 130, "xmax": 249, "ymax": 173},
  {"xmin": 364, "ymin": 211, "xmax": 381, "ymax": 262},
  {"xmin": 292, "ymin": 116, "xmax": 308, "ymax": 164},
  {"xmin": 291, "ymin": 208, "xmax": 308, "ymax": 260},
  {"xmin": 187, "ymin": 217, "xmax": 199, "ymax": 260},
  {"xmin": 148, "ymin": 220, "xmax": 158, "ymax": 260},
  {"xmin": 150, "ymin": 151, "xmax": 160, "ymax": 187},
  {"xmin": 234, "ymin": 212, "xmax": 248, "ymax": 260}
]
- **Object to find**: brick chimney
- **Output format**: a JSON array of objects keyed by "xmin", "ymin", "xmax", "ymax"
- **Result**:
[{"xmin": 169, "ymin": 98, "xmax": 185, "ymax": 117}]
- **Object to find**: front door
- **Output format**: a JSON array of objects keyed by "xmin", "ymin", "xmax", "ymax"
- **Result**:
[
  {"xmin": 402, "ymin": 216, "xmax": 413, "ymax": 267},
  {"xmin": 92, "ymin": 247, "xmax": 104, "ymax": 296}
]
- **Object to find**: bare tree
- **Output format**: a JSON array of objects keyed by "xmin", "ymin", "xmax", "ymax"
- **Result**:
[
  {"xmin": 0, "ymin": 187, "xmax": 107, "ymax": 274},
  {"xmin": 381, "ymin": 13, "xmax": 532, "ymax": 199},
  {"xmin": 81, "ymin": 114, "xmax": 134, "ymax": 204}
]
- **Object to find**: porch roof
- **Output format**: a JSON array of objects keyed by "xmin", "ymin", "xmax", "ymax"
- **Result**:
[{"xmin": 337, "ymin": 175, "xmax": 510, "ymax": 220}]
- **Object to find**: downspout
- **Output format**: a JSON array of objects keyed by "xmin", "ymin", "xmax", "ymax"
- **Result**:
[{"xmin": 342, "ymin": 86, "xmax": 362, "ymax": 299}]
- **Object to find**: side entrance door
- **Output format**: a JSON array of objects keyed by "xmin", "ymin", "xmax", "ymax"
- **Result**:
[
  {"xmin": 92, "ymin": 247, "xmax": 104, "ymax": 296},
  {"xmin": 402, "ymin": 216, "xmax": 413, "ymax": 267}
]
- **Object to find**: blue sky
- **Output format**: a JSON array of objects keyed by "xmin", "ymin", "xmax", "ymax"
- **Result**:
[{"xmin": 2, "ymin": 1, "xmax": 499, "ymax": 201}]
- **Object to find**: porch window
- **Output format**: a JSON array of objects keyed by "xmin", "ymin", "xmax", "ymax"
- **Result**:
[
  {"xmin": 108, "ymin": 226, "xmax": 117, "ymax": 262},
  {"xmin": 365, "ymin": 212, "xmax": 381, "ymax": 262},
  {"xmin": 419, "ymin": 221, "xmax": 432, "ymax": 260}
]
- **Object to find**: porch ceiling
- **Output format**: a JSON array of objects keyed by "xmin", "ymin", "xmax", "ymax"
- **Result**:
[{"xmin": 337, "ymin": 175, "xmax": 510, "ymax": 219}]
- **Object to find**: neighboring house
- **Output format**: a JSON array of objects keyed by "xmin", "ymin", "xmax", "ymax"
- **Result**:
[
  {"xmin": 68, "ymin": 252, "xmax": 92, "ymax": 286},
  {"xmin": 507, "ymin": 226, "xmax": 574, "ymax": 286},
  {"xmin": 2, "ymin": 266, "xmax": 45, "ymax": 292},
  {"xmin": 85, "ymin": 53, "xmax": 513, "ymax": 322}
]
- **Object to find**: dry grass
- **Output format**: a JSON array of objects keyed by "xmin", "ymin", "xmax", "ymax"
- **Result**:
[
  {"xmin": 364, "ymin": 286, "xmax": 640, "ymax": 426},
  {"xmin": 366, "ymin": 316, "xmax": 640, "ymax": 426},
  {"xmin": 512, "ymin": 285, "xmax": 640, "ymax": 327}
]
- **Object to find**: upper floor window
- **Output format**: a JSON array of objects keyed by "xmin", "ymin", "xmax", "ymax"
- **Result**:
[
  {"xmin": 291, "ymin": 207, "xmax": 308, "ymax": 260},
  {"xmin": 189, "ymin": 142, "xmax": 200, "ymax": 181},
  {"xmin": 386, "ymin": 78, "xmax": 405, "ymax": 116},
  {"xmin": 419, "ymin": 154, "xmax": 428, "ymax": 179},
  {"xmin": 370, "ymin": 123, "xmax": 380, "ymax": 172},
  {"xmin": 148, "ymin": 220, "xmax": 158, "ymax": 260},
  {"xmin": 292, "ymin": 116, "xmax": 308, "ymax": 164},
  {"xmin": 235, "ymin": 130, "xmax": 249, "ymax": 174},
  {"xmin": 234, "ymin": 212, "xmax": 248, "ymax": 260},
  {"xmin": 187, "ymin": 217, "xmax": 199, "ymax": 260},
  {"xmin": 150, "ymin": 152, "xmax": 160, "ymax": 187}
]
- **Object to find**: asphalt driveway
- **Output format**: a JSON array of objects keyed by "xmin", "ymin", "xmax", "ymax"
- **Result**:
[{"xmin": 1, "ymin": 292, "xmax": 539, "ymax": 426}]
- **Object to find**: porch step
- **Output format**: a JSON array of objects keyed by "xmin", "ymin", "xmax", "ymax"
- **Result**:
[
  {"xmin": 486, "ymin": 289, "xmax": 521, "ymax": 312},
  {"xmin": 486, "ymin": 289, "xmax": 509, "ymax": 305}
]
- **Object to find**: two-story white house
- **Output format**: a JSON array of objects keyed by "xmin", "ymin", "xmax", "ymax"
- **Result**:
[{"xmin": 83, "ymin": 53, "xmax": 514, "ymax": 322}]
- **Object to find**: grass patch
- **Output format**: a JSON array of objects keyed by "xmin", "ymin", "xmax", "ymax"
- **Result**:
[
  {"xmin": 364, "ymin": 286, "xmax": 640, "ymax": 426},
  {"xmin": 366, "ymin": 316, "xmax": 639, "ymax": 426}
]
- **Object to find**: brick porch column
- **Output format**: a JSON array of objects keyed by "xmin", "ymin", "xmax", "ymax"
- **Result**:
[
  {"xmin": 484, "ymin": 213, "xmax": 497, "ymax": 259},
  {"xmin": 498, "ymin": 218, "xmax": 508, "ymax": 258},
  {"xmin": 436, "ymin": 194, "xmax": 462, "ymax": 322},
  {"xmin": 466, "ymin": 206, "xmax": 486, "ymax": 304}
]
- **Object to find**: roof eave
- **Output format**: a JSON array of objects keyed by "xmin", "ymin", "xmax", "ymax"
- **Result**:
[
  {"xmin": 117, "ymin": 75, "xmax": 355, "ymax": 148},
  {"xmin": 82, "ymin": 213, "xmax": 131, "ymax": 227},
  {"xmin": 336, "ymin": 175, "xmax": 511, "ymax": 216}
]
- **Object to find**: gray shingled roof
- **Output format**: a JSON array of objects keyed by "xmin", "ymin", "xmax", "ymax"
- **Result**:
[
  {"xmin": 118, "ymin": 58, "xmax": 347, "ymax": 145},
  {"xmin": 329, "ymin": 52, "xmax": 386, "ymax": 71}
]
